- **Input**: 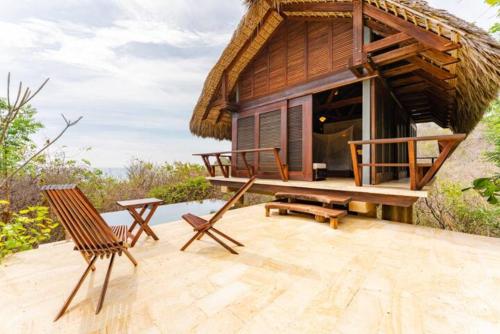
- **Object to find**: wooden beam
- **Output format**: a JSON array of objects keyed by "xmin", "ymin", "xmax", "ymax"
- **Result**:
[
  {"xmin": 415, "ymin": 69, "xmax": 454, "ymax": 91},
  {"xmin": 382, "ymin": 63, "xmax": 418, "ymax": 77},
  {"xmin": 365, "ymin": 19, "xmax": 398, "ymax": 37},
  {"xmin": 280, "ymin": 2, "xmax": 352, "ymax": 12},
  {"xmin": 352, "ymin": 0, "xmax": 364, "ymax": 67},
  {"xmin": 364, "ymin": 32, "xmax": 413, "ymax": 53},
  {"xmin": 376, "ymin": 76, "xmax": 406, "ymax": 114},
  {"xmin": 239, "ymin": 70, "xmax": 377, "ymax": 110},
  {"xmin": 371, "ymin": 43, "xmax": 426, "ymax": 66},
  {"xmin": 395, "ymin": 82, "xmax": 430, "ymax": 95},
  {"xmin": 408, "ymin": 56, "xmax": 456, "ymax": 80},
  {"xmin": 319, "ymin": 96, "xmax": 363, "ymax": 111},
  {"xmin": 420, "ymin": 49, "xmax": 460, "ymax": 66},
  {"xmin": 390, "ymin": 76, "xmax": 425, "ymax": 87},
  {"xmin": 364, "ymin": 5, "xmax": 458, "ymax": 52}
]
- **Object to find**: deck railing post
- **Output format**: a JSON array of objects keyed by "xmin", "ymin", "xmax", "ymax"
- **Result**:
[
  {"xmin": 407, "ymin": 140, "xmax": 417, "ymax": 190},
  {"xmin": 350, "ymin": 143, "xmax": 362, "ymax": 186}
]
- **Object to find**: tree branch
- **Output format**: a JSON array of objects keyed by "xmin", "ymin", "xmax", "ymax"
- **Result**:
[
  {"xmin": 0, "ymin": 73, "xmax": 50, "ymax": 147},
  {"xmin": 0, "ymin": 114, "xmax": 82, "ymax": 188}
]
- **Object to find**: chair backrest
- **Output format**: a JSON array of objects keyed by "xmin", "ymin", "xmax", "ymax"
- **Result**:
[
  {"xmin": 41, "ymin": 185, "xmax": 119, "ymax": 256},
  {"xmin": 209, "ymin": 176, "xmax": 257, "ymax": 224}
]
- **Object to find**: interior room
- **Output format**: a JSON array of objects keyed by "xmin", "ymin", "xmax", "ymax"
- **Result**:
[{"xmin": 312, "ymin": 82, "xmax": 363, "ymax": 178}]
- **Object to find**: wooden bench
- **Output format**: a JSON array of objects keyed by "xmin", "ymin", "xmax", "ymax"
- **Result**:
[
  {"xmin": 275, "ymin": 191, "xmax": 351, "ymax": 206},
  {"xmin": 265, "ymin": 202, "xmax": 347, "ymax": 229}
]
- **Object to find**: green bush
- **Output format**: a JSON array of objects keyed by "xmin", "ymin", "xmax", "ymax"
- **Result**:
[
  {"xmin": 416, "ymin": 180, "xmax": 500, "ymax": 237},
  {"xmin": 0, "ymin": 201, "xmax": 58, "ymax": 262},
  {"xmin": 149, "ymin": 176, "xmax": 215, "ymax": 204}
]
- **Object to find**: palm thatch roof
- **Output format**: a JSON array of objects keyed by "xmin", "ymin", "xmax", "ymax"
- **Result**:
[{"xmin": 190, "ymin": 0, "xmax": 500, "ymax": 140}]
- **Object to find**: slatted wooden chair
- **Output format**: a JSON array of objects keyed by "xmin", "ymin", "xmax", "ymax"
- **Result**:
[
  {"xmin": 181, "ymin": 176, "xmax": 257, "ymax": 254},
  {"xmin": 41, "ymin": 184, "xmax": 138, "ymax": 321}
]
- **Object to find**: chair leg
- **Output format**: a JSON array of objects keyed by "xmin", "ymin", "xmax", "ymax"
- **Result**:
[
  {"xmin": 180, "ymin": 231, "xmax": 202, "ymax": 251},
  {"xmin": 54, "ymin": 256, "xmax": 97, "ymax": 321},
  {"xmin": 123, "ymin": 249, "xmax": 138, "ymax": 266},
  {"xmin": 81, "ymin": 252, "xmax": 96, "ymax": 272},
  {"xmin": 205, "ymin": 230, "xmax": 238, "ymax": 255},
  {"xmin": 196, "ymin": 232, "xmax": 204, "ymax": 240},
  {"xmin": 95, "ymin": 253, "xmax": 116, "ymax": 315},
  {"xmin": 210, "ymin": 227, "xmax": 244, "ymax": 247}
]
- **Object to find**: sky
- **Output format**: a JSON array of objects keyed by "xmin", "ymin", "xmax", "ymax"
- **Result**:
[{"xmin": 0, "ymin": 0, "xmax": 496, "ymax": 168}]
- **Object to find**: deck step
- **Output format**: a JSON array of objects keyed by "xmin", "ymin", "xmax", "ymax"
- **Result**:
[
  {"xmin": 265, "ymin": 202, "xmax": 347, "ymax": 229},
  {"xmin": 275, "ymin": 191, "xmax": 351, "ymax": 206}
]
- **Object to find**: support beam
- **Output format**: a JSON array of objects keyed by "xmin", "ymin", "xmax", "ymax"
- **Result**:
[
  {"xmin": 390, "ymin": 76, "xmax": 425, "ymax": 87},
  {"xmin": 383, "ymin": 64, "xmax": 419, "ymax": 77},
  {"xmin": 319, "ymin": 96, "xmax": 362, "ymax": 111},
  {"xmin": 408, "ymin": 56, "xmax": 456, "ymax": 80},
  {"xmin": 395, "ymin": 82, "xmax": 430, "ymax": 95},
  {"xmin": 364, "ymin": 32, "xmax": 413, "ymax": 53},
  {"xmin": 352, "ymin": 0, "xmax": 364, "ymax": 67},
  {"xmin": 364, "ymin": 5, "xmax": 458, "ymax": 52},
  {"xmin": 371, "ymin": 43, "xmax": 426, "ymax": 66},
  {"xmin": 420, "ymin": 49, "xmax": 460, "ymax": 66}
]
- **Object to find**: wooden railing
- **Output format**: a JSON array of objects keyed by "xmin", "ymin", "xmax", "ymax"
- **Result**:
[
  {"xmin": 348, "ymin": 134, "xmax": 466, "ymax": 190},
  {"xmin": 193, "ymin": 147, "xmax": 289, "ymax": 181}
]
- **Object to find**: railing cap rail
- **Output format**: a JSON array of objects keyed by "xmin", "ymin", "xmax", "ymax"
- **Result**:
[
  {"xmin": 349, "ymin": 134, "xmax": 466, "ymax": 145},
  {"xmin": 193, "ymin": 147, "xmax": 281, "ymax": 156}
]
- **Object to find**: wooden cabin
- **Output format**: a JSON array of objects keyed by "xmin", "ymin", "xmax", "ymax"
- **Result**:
[{"xmin": 189, "ymin": 0, "xmax": 500, "ymax": 219}]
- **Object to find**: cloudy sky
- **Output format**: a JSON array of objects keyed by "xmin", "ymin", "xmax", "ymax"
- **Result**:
[{"xmin": 0, "ymin": 0, "xmax": 495, "ymax": 168}]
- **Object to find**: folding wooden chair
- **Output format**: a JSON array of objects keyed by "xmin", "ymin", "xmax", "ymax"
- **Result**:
[
  {"xmin": 41, "ymin": 185, "xmax": 138, "ymax": 321},
  {"xmin": 180, "ymin": 176, "xmax": 257, "ymax": 254}
]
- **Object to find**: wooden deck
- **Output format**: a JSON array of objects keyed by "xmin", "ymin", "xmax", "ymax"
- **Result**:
[
  {"xmin": 209, "ymin": 176, "xmax": 429, "ymax": 207},
  {"xmin": 1, "ymin": 204, "xmax": 500, "ymax": 333}
]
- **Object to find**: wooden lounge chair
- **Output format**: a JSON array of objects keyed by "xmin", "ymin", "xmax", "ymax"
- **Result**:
[
  {"xmin": 41, "ymin": 184, "xmax": 138, "ymax": 321},
  {"xmin": 180, "ymin": 176, "xmax": 257, "ymax": 254}
]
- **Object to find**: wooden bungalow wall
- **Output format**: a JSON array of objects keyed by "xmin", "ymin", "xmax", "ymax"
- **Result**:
[
  {"xmin": 232, "ymin": 96, "xmax": 313, "ymax": 181},
  {"xmin": 237, "ymin": 19, "xmax": 353, "ymax": 102}
]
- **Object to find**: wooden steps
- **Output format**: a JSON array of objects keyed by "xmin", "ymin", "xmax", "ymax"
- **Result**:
[
  {"xmin": 266, "ymin": 191, "xmax": 351, "ymax": 229},
  {"xmin": 265, "ymin": 202, "xmax": 347, "ymax": 229},
  {"xmin": 275, "ymin": 191, "xmax": 351, "ymax": 206}
]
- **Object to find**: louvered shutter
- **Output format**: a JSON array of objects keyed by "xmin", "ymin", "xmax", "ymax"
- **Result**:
[
  {"xmin": 259, "ymin": 110, "xmax": 281, "ymax": 173},
  {"xmin": 287, "ymin": 105, "xmax": 303, "ymax": 172},
  {"xmin": 237, "ymin": 116, "xmax": 255, "ymax": 169}
]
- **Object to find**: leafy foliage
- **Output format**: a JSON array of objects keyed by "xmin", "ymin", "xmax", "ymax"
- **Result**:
[
  {"xmin": 0, "ymin": 201, "xmax": 58, "ymax": 261},
  {"xmin": 485, "ymin": 0, "xmax": 500, "ymax": 33},
  {"xmin": 417, "ymin": 180, "xmax": 500, "ymax": 237},
  {"xmin": 0, "ymin": 98, "xmax": 43, "ymax": 176},
  {"xmin": 465, "ymin": 99, "xmax": 500, "ymax": 204},
  {"xmin": 149, "ymin": 176, "xmax": 215, "ymax": 204}
]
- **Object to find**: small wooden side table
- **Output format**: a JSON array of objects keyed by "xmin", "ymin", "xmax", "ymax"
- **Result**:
[{"xmin": 117, "ymin": 198, "xmax": 163, "ymax": 247}]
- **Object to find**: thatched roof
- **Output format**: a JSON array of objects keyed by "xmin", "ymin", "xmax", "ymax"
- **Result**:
[{"xmin": 190, "ymin": 0, "xmax": 500, "ymax": 140}]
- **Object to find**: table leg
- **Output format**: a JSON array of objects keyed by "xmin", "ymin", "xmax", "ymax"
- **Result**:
[
  {"xmin": 129, "ymin": 205, "xmax": 160, "ymax": 247},
  {"xmin": 128, "ymin": 206, "xmax": 147, "ymax": 233}
]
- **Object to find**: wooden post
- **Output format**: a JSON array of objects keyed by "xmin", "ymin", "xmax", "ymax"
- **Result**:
[
  {"xmin": 350, "ymin": 143, "xmax": 362, "ymax": 186},
  {"xmin": 215, "ymin": 154, "xmax": 228, "ymax": 178},
  {"xmin": 273, "ymin": 148, "xmax": 288, "ymax": 181},
  {"xmin": 201, "ymin": 155, "xmax": 215, "ymax": 177},
  {"xmin": 408, "ymin": 140, "xmax": 417, "ymax": 190},
  {"xmin": 352, "ymin": 0, "xmax": 364, "ymax": 67}
]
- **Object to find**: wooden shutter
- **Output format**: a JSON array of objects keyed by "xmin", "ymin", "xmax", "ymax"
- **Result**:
[
  {"xmin": 332, "ymin": 20, "xmax": 353, "ymax": 72},
  {"xmin": 287, "ymin": 105, "xmax": 303, "ymax": 172},
  {"xmin": 307, "ymin": 22, "xmax": 331, "ymax": 78},
  {"xmin": 237, "ymin": 116, "xmax": 255, "ymax": 169},
  {"xmin": 259, "ymin": 110, "xmax": 281, "ymax": 173}
]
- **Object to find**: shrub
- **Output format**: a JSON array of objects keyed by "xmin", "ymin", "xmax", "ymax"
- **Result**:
[
  {"xmin": 0, "ymin": 201, "xmax": 58, "ymax": 262},
  {"xmin": 415, "ymin": 180, "xmax": 500, "ymax": 237},
  {"xmin": 149, "ymin": 176, "xmax": 215, "ymax": 204}
]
